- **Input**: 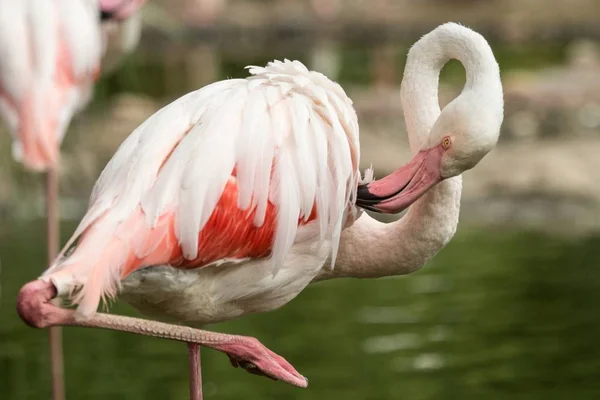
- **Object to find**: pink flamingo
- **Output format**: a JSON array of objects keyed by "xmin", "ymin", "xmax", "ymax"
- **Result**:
[
  {"xmin": 16, "ymin": 23, "xmax": 504, "ymax": 399},
  {"xmin": 0, "ymin": 1, "xmax": 145, "ymax": 399},
  {"xmin": 100, "ymin": 0, "xmax": 146, "ymax": 22},
  {"xmin": 99, "ymin": 0, "xmax": 148, "ymax": 73}
]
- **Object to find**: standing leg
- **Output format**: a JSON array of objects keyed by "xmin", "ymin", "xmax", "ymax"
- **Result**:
[
  {"xmin": 46, "ymin": 168, "xmax": 65, "ymax": 400},
  {"xmin": 188, "ymin": 344, "xmax": 202, "ymax": 400}
]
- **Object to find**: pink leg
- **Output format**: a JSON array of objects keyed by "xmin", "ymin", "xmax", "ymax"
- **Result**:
[
  {"xmin": 188, "ymin": 344, "xmax": 202, "ymax": 400},
  {"xmin": 46, "ymin": 168, "xmax": 65, "ymax": 400},
  {"xmin": 16, "ymin": 280, "xmax": 308, "ymax": 388}
]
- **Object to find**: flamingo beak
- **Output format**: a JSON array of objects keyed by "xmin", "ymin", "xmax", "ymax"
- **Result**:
[
  {"xmin": 100, "ymin": 0, "xmax": 146, "ymax": 22},
  {"xmin": 100, "ymin": 10, "xmax": 115, "ymax": 21},
  {"xmin": 356, "ymin": 143, "xmax": 445, "ymax": 214}
]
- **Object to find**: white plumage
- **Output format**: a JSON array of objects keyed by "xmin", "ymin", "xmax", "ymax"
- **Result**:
[{"xmin": 42, "ymin": 59, "xmax": 367, "ymax": 321}]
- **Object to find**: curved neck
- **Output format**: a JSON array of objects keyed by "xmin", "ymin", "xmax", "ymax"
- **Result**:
[
  {"xmin": 317, "ymin": 24, "xmax": 498, "ymax": 281},
  {"xmin": 401, "ymin": 23, "xmax": 501, "ymax": 154},
  {"xmin": 315, "ymin": 177, "xmax": 461, "ymax": 281}
]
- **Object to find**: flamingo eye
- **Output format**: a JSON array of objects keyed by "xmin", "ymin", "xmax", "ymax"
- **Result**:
[{"xmin": 441, "ymin": 136, "xmax": 452, "ymax": 150}]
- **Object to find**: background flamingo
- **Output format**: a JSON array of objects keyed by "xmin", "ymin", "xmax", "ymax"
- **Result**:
[
  {"xmin": 99, "ymin": 0, "xmax": 148, "ymax": 74},
  {"xmin": 16, "ymin": 23, "xmax": 503, "ymax": 400},
  {"xmin": 0, "ymin": 1, "xmax": 145, "ymax": 399},
  {"xmin": 0, "ymin": 3, "xmax": 102, "ymax": 399}
]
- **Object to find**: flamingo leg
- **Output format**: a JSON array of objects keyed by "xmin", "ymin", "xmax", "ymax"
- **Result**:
[
  {"xmin": 188, "ymin": 343, "xmax": 202, "ymax": 400},
  {"xmin": 46, "ymin": 168, "xmax": 66, "ymax": 400},
  {"xmin": 16, "ymin": 280, "xmax": 308, "ymax": 388}
]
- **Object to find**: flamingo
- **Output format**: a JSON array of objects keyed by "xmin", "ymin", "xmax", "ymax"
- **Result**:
[
  {"xmin": 0, "ymin": 1, "xmax": 145, "ymax": 399},
  {"xmin": 315, "ymin": 22, "xmax": 504, "ymax": 282},
  {"xmin": 99, "ymin": 0, "xmax": 148, "ymax": 74},
  {"xmin": 0, "ymin": 0, "xmax": 148, "ymax": 171},
  {"xmin": 99, "ymin": 0, "xmax": 147, "ymax": 22},
  {"xmin": 0, "ymin": 0, "xmax": 103, "ymax": 171},
  {"xmin": 16, "ymin": 23, "xmax": 503, "ymax": 400}
]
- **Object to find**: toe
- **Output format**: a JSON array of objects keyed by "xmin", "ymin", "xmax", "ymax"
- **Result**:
[{"xmin": 216, "ymin": 336, "xmax": 308, "ymax": 388}]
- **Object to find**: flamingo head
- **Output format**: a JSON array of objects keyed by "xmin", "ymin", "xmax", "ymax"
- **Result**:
[
  {"xmin": 99, "ymin": 0, "xmax": 146, "ymax": 21},
  {"xmin": 356, "ymin": 92, "xmax": 503, "ymax": 214}
]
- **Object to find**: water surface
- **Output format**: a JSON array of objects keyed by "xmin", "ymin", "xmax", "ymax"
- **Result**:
[{"xmin": 1, "ymin": 221, "xmax": 599, "ymax": 399}]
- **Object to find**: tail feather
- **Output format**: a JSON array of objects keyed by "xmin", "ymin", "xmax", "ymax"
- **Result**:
[{"xmin": 41, "ymin": 207, "xmax": 175, "ymax": 319}]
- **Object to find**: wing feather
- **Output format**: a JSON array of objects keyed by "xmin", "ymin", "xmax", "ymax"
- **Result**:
[
  {"xmin": 252, "ymin": 85, "xmax": 280, "ymax": 226},
  {"xmin": 177, "ymin": 86, "xmax": 247, "ymax": 259},
  {"xmin": 308, "ymin": 111, "xmax": 330, "ymax": 243},
  {"xmin": 270, "ymin": 137, "xmax": 301, "ymax": 275},
  {"xmin": 289, "ymin": 94, "xmax": 317, "ymax": 221},
  {"xmin": 43, "ymin": 59, "xmax": 362, "ymax": 317},
  {"xmin": 236, "ymin": 87, "xmax": 268, "ymax": 210}
]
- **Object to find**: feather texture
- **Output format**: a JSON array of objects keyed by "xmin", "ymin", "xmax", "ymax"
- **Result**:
[{"xmin": 42, "ymin": 59, "xmax": 363, "ymax": 318}]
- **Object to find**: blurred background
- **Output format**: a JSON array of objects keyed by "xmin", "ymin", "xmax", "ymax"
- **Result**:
[{"xmin": 2, "ymin": 0, "xmax": 600, "ymax": 399}]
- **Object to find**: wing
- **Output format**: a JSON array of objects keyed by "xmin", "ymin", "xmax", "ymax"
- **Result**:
[
  {"xmin": 0, "ymin": 0, "xmax": 102, "ymax": 170},
  {"xmin": 42, "ymin": 60, "xmax": 361, "ymax": 317}
]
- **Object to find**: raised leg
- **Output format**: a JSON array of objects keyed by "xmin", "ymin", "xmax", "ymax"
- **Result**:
[
  {"xmin": 188, "ymin": 344, "xmax": 202, "ymax": 400},
  {"xmin": 16, "ymin": 280, "xmax": 308, "ymax": 388},
  {"xmin": 46, "ymin": 168, "xmax": 65, "ymax": 400}
]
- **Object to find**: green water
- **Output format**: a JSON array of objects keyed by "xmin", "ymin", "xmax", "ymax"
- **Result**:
[{"xmin": 1, "ymin": 220, "xmax": 599, "ymax": 399}]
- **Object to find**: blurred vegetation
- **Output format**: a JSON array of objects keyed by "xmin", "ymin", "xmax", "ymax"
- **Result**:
[{"xmin": 92, "ymin": 38, "xmax": 570, "ymax": 102}]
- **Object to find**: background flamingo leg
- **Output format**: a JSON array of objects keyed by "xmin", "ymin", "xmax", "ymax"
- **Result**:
[{"xmin": 46, "ymin": 168, "xmax": 66, "ymax": 400}]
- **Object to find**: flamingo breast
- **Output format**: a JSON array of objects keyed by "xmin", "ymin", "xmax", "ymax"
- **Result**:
[{"xmin": 119, "ymin": 223, "xmax": 332, "ymax": 327}]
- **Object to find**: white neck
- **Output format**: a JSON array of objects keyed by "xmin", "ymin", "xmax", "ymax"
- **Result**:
[{"xmin": 317, "ymin": 23, "xmax": 499, "ymax": 280}]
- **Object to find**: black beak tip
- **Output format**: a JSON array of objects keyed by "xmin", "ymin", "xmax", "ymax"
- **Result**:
[
  {"xmin": 356, "ymin": 184, "xmax": 382, "ymax": 212},
  {"xmin": 100, "ymin": 10, "xmax": 118, "ymax": 22},
  {"xmin": 100, "ymin": 10, "xmax": 115, "ymax": 22},
  {"xmin": 356, "ymin": 184, "xmax": 379, "ymax": 202}
]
